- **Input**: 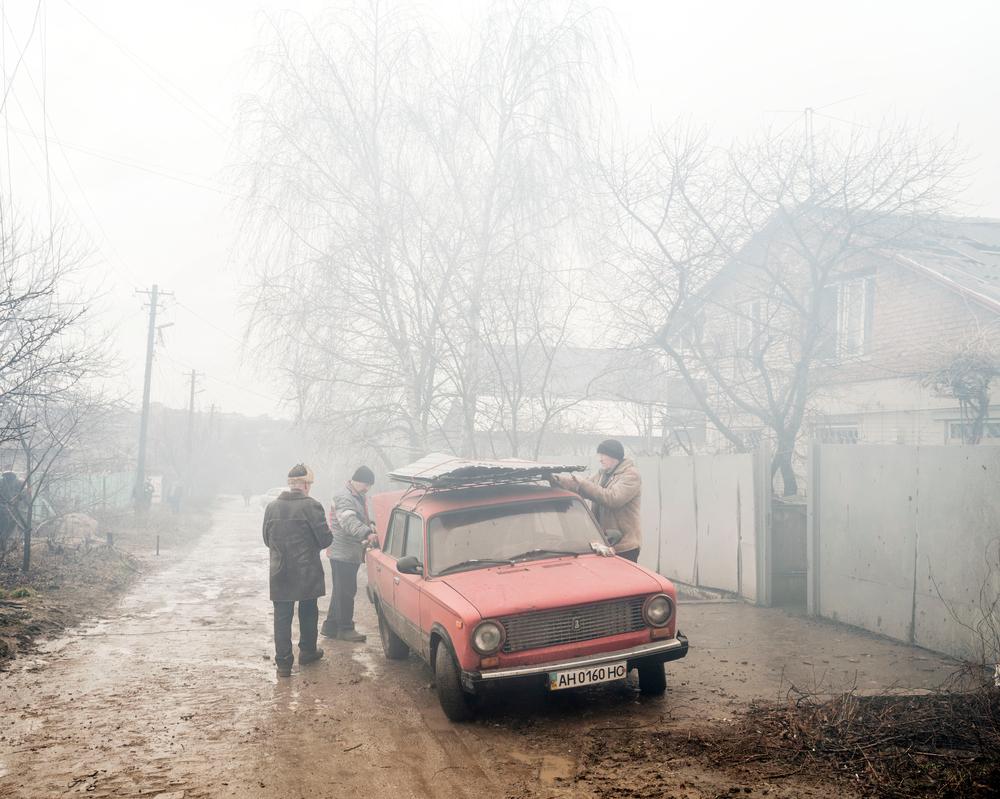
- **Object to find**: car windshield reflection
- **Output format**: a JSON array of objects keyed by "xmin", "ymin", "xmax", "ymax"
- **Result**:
[{"xmin": 428, "ymin": 498, "xmax": 599, "ymax": 576}]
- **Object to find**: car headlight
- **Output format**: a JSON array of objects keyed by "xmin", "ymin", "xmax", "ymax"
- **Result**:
[
  {"xmin": 471, "ymin": 620, "xmax": 505, "ymax": 655},
  {"xmin": 643, "ymin": 594, "xmax": 674, "ymax": 628}
]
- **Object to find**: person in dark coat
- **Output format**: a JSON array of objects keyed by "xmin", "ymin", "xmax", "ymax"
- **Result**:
[
  {"xmin": 320, "ymin": 465, "xmax": 377, "ymax": 642},
  {"xmin": 263, "ymin": 463, "xmax": 333, "ymax": 677}
]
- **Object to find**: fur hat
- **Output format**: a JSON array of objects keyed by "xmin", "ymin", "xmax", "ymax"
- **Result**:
[{"xmin": 287, "ymin": 463, "xmax": 315, "ymax": 485}]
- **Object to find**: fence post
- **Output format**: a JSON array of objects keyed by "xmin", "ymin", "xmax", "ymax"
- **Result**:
[
  {"xmin": 754, "ymin": 439, "xmax": 773, "ymax": 606},
  {"xmin": 806, "ymin": 440, "xmax": 821, "ymax": 616}
]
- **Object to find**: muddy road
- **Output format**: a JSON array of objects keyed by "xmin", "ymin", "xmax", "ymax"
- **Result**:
[{"xmin": 0, "ymin": 499, "xmax": 957, "ymax": 798}]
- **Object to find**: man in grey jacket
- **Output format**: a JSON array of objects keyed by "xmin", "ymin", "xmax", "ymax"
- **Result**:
[{"xmin": 320, "ymin": 466, "xmax": 377, "ymax": 642}]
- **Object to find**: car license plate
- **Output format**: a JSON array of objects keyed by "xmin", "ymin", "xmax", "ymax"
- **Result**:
[{"xmin": 548, "ymin": 660, "xmax": 627, "ymax": 691}]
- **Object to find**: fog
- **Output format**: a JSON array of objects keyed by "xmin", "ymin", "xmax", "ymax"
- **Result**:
[{"xmin": 0, "ymin": 0, "xmax": 998, "ymax": 489}]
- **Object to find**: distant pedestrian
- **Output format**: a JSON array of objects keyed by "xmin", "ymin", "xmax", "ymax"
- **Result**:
[
  {"xmin": 321, "ymin": 466, "xmax": 378, "ymax": 643},
  {"xmin": 263, "ymin": 463, "xmax": 333, "ymax": 677},
  {"xmin": 551, "ymin": 439, "xmax": 643, "ymax": 562}
]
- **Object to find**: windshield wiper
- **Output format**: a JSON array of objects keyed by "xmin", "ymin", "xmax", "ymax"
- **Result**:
[
  {"xmin": 436, "ymin": 558, "xmax": 515, "ymax": 576},
  {"xmin": 508, "ymin": 548, "xmax": 582, "ymax": 562}
]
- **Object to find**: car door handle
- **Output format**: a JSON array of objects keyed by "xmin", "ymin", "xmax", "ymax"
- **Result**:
[{"xmin": 393, "ymin": 576, "xmax": 400, "ymax": 585}]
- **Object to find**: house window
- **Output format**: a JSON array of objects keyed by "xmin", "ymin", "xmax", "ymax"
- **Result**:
[
  {"xmin": 947, "ymin": 420, "xmax": 1000, "ymax": 443},
  {"xmin": 815, "ymin": 276, "xmax": 875, "ymax": 361},
  {"xmin": 836, "ymin": 276, "xmax": 875, "ymax": 358}
]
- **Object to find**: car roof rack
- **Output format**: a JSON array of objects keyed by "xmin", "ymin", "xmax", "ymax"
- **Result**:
[{"xmin": 389, "ymin": 453, "xmax": 586, "ymax": 489}]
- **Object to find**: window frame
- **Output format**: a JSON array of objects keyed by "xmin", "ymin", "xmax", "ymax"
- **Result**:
[
  {"xmin": 385, "ymin": 510, "xmax": 407, "ymax": 559},
  {"xmin": 402, "ymin": 514, "xmax": 425, "ymax": 564}
]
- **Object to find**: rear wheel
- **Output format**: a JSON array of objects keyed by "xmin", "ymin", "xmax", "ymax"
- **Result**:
[
  {"xmin": 434, "ymin": 642, "xmax": 475, "ymax": 722},
  {"xmin": 377, "ymin": 605, "xmax": 409, "ymax": 660},
  {"xmin": 636, "ymin": 660, "xmax": 667, "ymax": 695}
]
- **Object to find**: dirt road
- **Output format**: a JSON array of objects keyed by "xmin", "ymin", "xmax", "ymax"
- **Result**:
[{"xmin": 0, "ymin": 499, "xmax": 958, "ymax": 798}]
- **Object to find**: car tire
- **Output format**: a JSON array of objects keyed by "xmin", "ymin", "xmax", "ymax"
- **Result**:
[
  {"xmin": 377, "ymin": 605, "xmax": 409, "ymax": 660},
  {"xmin": 636, "ymin": 660, "xmax": 667, "ymax": 695},
  {"xmin": 434, "ymin": 643, "xmax": 475, "ymax": 722}
]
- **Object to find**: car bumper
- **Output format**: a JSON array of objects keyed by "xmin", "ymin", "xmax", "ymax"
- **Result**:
[{"xmin": 461, "ymin": 632, "xmax": 688, "ymax": 691}]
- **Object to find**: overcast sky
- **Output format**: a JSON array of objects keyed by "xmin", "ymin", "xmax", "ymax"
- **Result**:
[{"xmin": 3, "ymin": 0, "xmax": 998, "ymax": 419}]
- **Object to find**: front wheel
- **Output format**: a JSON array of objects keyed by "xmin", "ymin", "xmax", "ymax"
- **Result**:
[
  {"xmin": 434, "ymin": 643, "xmax": 475, "ymax": 722},
  {"xmin": 636, "ymin": 660, "xmax": 667, "ymax": 695},
  {"xmin": 377, "ymin": 605, "xmax": 409, "ymax": 660}
]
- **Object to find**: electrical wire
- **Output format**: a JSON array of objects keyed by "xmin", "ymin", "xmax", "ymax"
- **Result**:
[
  {"xmin": 0, "ymin": 0, "xmax": 40, "ymax": 115},
  {"xmin": 60, "ymin": 0, "xmax": 231, "ymax": 140}
]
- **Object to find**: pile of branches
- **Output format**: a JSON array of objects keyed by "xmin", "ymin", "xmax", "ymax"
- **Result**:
[{"xmin": 719, "ymin": 685, "xmax": 1000, "ymax": 798}]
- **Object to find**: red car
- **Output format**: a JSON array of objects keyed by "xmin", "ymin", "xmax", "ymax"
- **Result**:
[{"xmin": 366, "ymin": 455, "xmax": 689, "ymax": 721}]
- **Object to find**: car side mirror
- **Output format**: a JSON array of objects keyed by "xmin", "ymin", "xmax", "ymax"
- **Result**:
[
  {"xmin": 604, "ymin": 529, "xmax": 623, "ymax": 546},
  {"xmin": 397, "ymin": 555, "xmax": 423, "ymax": 575}
]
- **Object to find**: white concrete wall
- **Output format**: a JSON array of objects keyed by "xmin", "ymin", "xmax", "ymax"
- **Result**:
[
  {"xmin": 636, "ymin": 453, "xmax": 757, "ymax": 600},
  {"xmin": 812, "ymin": 444, "xmax": 1000, "ymax": 661}
]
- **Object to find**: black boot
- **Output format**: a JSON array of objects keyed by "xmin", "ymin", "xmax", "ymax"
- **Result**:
[{"xmin": 299, "ymin": 648, "xmax": 324, "ymax": 665}]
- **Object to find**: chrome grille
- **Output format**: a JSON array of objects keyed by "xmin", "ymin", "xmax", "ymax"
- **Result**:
[{"xmin": 499, "ymin": 596, "xmax": 646, "ymax": 653}]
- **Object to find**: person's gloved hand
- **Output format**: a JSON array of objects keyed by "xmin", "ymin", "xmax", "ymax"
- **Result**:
[{"xmin": 366, "ymin": 533, "xmax": 379, "ymax": 549}]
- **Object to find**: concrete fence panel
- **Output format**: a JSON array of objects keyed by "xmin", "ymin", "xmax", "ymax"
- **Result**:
[
  {"xmin": 912, "ymin": 446, "xmax": 1000, "ymax": 660},
  {"xmin": 633, "ymin": 456, "xmax": 663, "ymax": 575},
  {"xmin": 656, "ymin": 456, "xmax": 699, "ymax": 586},
  {"xmin": 694, "ymin": 454, "xmax": 756, "ymax": 598},
  {"xmin": 811, "ymin": 444, "xmax": 1000, "ymax": 661},
  {"xmin": 635, "ymin": 453, "xmax": 756, "ymax": 600},
  {"xmin": 815, "ymin": 445, "xmax": 919, "ymax": 643}
]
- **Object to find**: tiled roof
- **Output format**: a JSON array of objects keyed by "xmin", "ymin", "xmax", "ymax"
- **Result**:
[{"xmin": 888, "ymin": 218, "xmax": 1000, "ymax": 309}]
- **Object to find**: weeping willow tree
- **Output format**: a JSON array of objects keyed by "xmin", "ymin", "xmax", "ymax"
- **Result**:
[
  {"xmin": 924, "ymin": 329, "xmax": 1000, "ymax": 445},
  {"xmin": 236, "ymin": 1, "xmax": 613, "ymax": 468}
]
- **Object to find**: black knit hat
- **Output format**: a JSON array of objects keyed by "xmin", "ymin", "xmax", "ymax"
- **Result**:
[
  {"xmin": 352, "ymin": 465, "xmax": 375, "ymax": 484},
  {"xmin": 596, "ymin": 439, "xmax": 625, "ymax": 462}
]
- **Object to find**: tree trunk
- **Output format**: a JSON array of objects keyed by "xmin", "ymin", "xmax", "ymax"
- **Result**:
[
  {"xmin": 772, "ymin": 448, "xmax": 798, "ymax": 496},
  {"xmin": 21, "ymin": 450, "xmax": 32, "ymax": 573}
]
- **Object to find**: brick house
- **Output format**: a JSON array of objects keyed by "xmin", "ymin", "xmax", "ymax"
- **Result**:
[{"xmin": 676, "ymin": 215, "xmax": 1000, "ymax": 457}]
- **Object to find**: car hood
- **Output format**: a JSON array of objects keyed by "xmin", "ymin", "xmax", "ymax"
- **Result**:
[{"xmin": 437, "ymin": 555, "xmax": 663, "ymax": 618}]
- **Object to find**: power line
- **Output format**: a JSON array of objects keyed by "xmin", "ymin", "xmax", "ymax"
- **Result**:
[
  {"xmin": 60, "ymin": 0, "xmax": 231, "ymax": 140},
  {"xmin": 158, "ymin": 350, "xmax": 285, "ymax": 405},
  {"xmin": 0, "ymin": 0, "xmax": 40, "ymax": 115},
  {"xmin": 174, "ymin": 300, "xmax": 245, "ymax": 346}
]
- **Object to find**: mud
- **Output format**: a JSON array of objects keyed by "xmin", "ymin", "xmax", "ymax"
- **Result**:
[{"xmin": 0, "ymin": 498, "xmax": 959, "ymax": 798}]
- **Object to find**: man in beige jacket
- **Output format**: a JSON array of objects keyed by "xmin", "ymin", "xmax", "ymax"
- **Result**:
[{"xmin": 552, "ymin": 439, "xmax": 643, "ymax": 562}]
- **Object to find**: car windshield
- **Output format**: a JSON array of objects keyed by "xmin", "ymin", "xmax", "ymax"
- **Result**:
[{"xmin": 428, "ymin": 498, "xmax": 601, "ymax": 576}]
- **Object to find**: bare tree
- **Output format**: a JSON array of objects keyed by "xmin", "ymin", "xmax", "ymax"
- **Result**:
[
  {"xmin": 0, "ymin": 222, "xmax": 91, "ymax": 443},
  {"xmin": 599, "ymin": 122, "xmax": 964, "ymax": 493},
  {"xmin": 4, "ymin": 390, "xmax": 112, "ymax": 572},
  {"xmin": 0, "ymin": 213, "xmax": 108, "ymax": 569},
  {"xmin": 236, "ymin": 0, "xmax": 612, "ymax": 466}
]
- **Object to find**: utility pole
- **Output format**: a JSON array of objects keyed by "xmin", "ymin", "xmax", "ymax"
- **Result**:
[
  {"xmin": 134, "ymin": 284, "xmax": 172, "ymax": 511},
  {"xmin": 186, "ymin": 369, "xmax": 202, "ymax": 476}
]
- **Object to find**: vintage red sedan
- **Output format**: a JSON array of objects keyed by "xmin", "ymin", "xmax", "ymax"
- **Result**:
[{"xmin": 366, "ymin": 455, "xmax": 688, "ymax": 721}]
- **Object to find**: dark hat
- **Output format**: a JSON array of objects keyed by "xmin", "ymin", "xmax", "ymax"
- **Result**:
[
  {"xmin": 352, "ymin": 465, "xmax": 375, "ymax": 484},
  {"xmin": 287, "ymin": 463, "xmax": 314, "ymax": 481},
  {"xmin": 596, "ymin": 439, "xmax": 625, "ymax": 462}
]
